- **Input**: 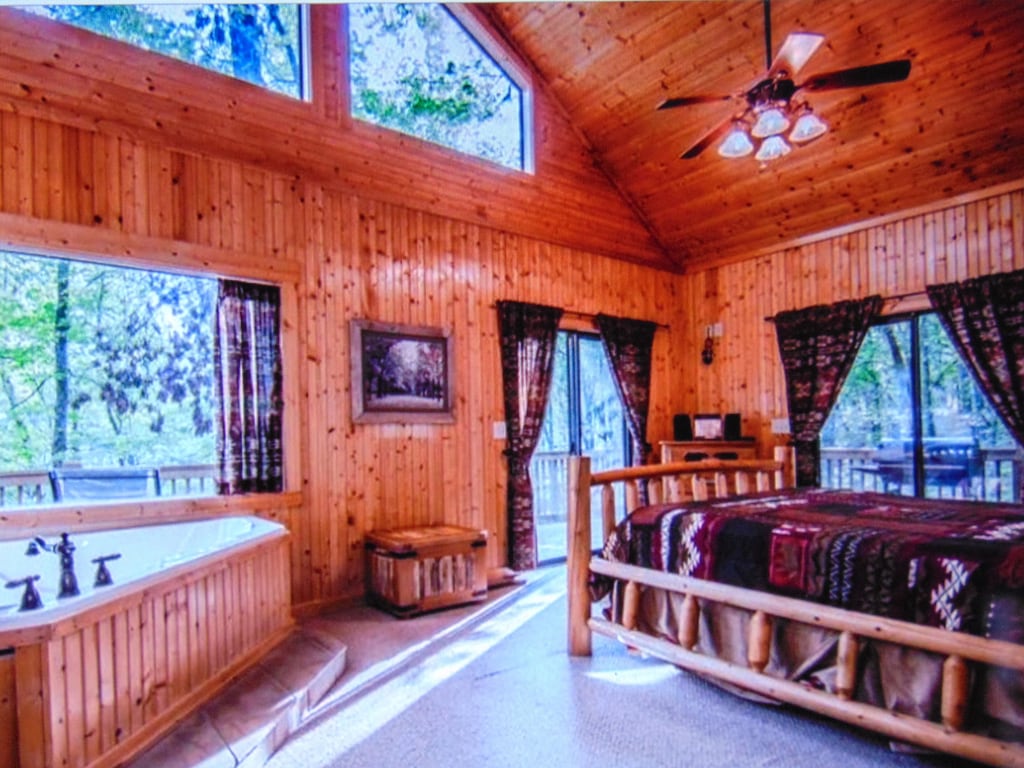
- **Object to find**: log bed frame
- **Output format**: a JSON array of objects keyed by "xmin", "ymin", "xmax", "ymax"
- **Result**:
[{"xmin": 566, "ymin": 446, "xmax": 1024, "ymax": 768}]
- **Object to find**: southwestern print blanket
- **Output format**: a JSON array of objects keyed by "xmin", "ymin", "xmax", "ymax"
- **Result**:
[{"xmin": 597, "ymin": 489, "xmax": 1024, "ymax": 640}]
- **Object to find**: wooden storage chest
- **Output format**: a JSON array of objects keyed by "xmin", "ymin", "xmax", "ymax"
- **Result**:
[{"xmin": 365, "ymin": 525, "xmax": 488, "ymax": 616}]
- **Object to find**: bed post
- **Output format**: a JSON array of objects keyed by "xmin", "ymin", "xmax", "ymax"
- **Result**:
[{"xmin": 567, "ymin": 454, "xmax": 592, "ymax": 656}]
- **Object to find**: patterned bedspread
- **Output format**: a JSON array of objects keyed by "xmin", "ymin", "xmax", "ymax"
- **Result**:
[{"xmin": 598, "ymin": 489, "xmax": 1024, "ymax": 639}]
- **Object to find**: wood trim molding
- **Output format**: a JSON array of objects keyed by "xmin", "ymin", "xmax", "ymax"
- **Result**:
[{"xmin": 0, "ymin": 211, "xmax": 302, "ymax": 283}]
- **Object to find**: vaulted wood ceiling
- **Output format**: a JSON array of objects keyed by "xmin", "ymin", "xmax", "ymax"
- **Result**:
[{"xmin": 482, "ymin": 1, "xmax": 1024, "ymax": 270}]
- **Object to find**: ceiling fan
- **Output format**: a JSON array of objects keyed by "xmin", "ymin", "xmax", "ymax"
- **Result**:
[{"xmin": 659, "ymin": 0, "xmax": 912, "ymax": 161}]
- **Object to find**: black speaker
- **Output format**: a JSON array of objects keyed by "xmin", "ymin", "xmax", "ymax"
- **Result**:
[
  {"xmin": 673, "ymin": 414, "xmax": 693, "ymax": 441},
  {"xmin": 723, "ymin": 412, "xmax": 742, "ymax": 441}
]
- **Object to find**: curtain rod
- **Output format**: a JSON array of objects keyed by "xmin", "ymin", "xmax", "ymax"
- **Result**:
[
  {"xmin": 492, "ymin": 304, "xmax": 669, "ymax": 330},
  {"xmin": 763, "ymin": 289, "xmax": 928, "ymax": 322}
]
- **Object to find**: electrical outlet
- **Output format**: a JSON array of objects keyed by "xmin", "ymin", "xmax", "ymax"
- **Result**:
[
  {"xmin": 492, "ymin": 421, "xmax": 507, "ymax": 440},
  {"xmin": 771, "ymin": 418, "xmax": 791, "ymax": 434}
]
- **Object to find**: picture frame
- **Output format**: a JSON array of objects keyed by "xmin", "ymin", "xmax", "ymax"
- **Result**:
[
  {"xmin": 692, "ymin": 413, "xmax": 723, "ymax": 440},
  {"xmin": 350, "ymin": 319, "xmax": 454, "ymax": 424}
]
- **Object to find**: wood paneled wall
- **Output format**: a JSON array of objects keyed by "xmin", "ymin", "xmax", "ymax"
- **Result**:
[
  {"xmin": 0, "ymin": 103, "xmax": 686, "ymax": 611},
  {"xmin": 678, "ymin": 184, "xmax": 1024, "ymax": 452},
  {"xmin": 6, "ymin": 533, "xmax": 291, "ymax": 768},
  {"xmin": 0, "ymin": 6, "xmax": 671, "ymax": 269},
  {"xmin": 297, "ymin": 190, "xmax": 683, "ymax": 607}
]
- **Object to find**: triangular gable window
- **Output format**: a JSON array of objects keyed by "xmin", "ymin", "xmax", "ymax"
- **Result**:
[{"xmin": 348, "ymin": 4, "xmax": 530, "ymax": 171}]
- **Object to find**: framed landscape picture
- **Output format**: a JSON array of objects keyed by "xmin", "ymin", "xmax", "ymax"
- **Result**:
[{"xmin": 350, "ymin": 319, "xmax": 454, "ymax": 424}]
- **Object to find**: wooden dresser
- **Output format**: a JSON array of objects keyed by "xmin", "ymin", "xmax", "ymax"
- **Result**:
[{"xmin": 660, "ymin": 439, "xmax": 758, "ymax": 462}]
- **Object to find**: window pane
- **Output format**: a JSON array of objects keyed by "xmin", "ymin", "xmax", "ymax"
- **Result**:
[
  {"xmin": 821, "ymin": 314, "xmax": 1021, "ymax": 502},
  {"xmin": 0, "ymin": 251, "xmax": 218, "ymax": 506},
  {"xmin": 578, "ymin": 336, "xmax": 627, "ymax": 474},
  {"xmin": 348, "ymin": 3, "xmax": 526, "ymax": 170},
  {"xmin": 820, "ymin": 321, "xmax": 913, "ymax": 494},
  {"xmin": 532, "ymin": 332, "xmax": 569, "ymax": 564},
  {"xmin": 920, "ymin": 314, "xmax": 1017, "ymax": 501},
  {"xmin": 21, "ymin": 4, "xmax": 305, "ymax": 99},
  {"xmin": 536, "ymin": 333, "xmax": 569, "ymax": 454}
]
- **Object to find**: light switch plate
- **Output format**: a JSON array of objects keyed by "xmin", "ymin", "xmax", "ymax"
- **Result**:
[{"xmin": 492, "ymin": 421, "xmax": 507, "ymax": 440}]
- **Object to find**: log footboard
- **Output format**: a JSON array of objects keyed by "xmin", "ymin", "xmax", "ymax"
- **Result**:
[{"xmin": 566, "ymin": 447, "xmax": 1024, "ymax": 768}]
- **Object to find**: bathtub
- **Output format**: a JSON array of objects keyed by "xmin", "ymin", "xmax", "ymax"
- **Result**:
[
  {"xmin": 0, "ymin": 515, "xmax": 284, "ymax": 627},
  {"xmin": 0, "ymin": 515, "xmax": 293, "ymax": 768}
]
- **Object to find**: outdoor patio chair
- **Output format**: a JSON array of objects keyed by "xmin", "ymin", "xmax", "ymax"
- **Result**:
[{"xmin": 49, "ymin": 467, "xmax": 162, "ymax": 502}]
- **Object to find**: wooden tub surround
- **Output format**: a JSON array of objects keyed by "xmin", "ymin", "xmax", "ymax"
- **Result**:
[
  {"xmin": 567, "ymin": 447, "xmax": 1024, "ymax": 767},
  {"xmin": 0, "ymin": 519, "xmax": 293, "ymax": 768}
]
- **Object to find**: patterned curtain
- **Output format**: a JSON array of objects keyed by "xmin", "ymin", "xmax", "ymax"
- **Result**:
[
  {"xmin": 595, "ymin": 313, "xmax": 658, "ymax": 465},
  {"xmin": 497, "ymin": 300, "xmax": 563, "ymax": 570},
  {"xmin": 774, "ymin": 296, "xmax": 883, "ymax": 486},
  {"xmin": 215, "ymin": 280, "xmax": 284, "ymax": 494},
  {"xmin": 927, "ymin": 270, "xmax": 1024, "ymax": 495}
]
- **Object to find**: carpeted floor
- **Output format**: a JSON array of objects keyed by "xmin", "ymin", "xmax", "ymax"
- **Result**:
[{"xmin": 268, "ymin": 572, "xmax": 974, "ymax": 768}]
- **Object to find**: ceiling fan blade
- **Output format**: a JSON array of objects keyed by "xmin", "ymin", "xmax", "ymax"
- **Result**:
[
  {"xmin": 768, "ymin": 32, "xmax": 826, "ymax": 78},
  {"xmin": 680, "ymin": 117, "xmax": 734, "ymax": 160},
  {"xmin": 799, "ymin": 59, "xmax": 912, "ymax": 91},
  {"xmin": 658, "ymin": 94, "xmax": 733, "ymax": 110}
]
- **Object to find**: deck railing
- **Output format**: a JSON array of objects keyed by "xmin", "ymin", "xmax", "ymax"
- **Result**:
[
  {"xmin": 531, "ymin": 449, "xmax": 625, "ymax": 522},
  {"xmin": 820, "ymin": 446, "xmax": 1022, "ymax": 503},
  {"xmin": 0, "ymin": 464, "xmax": 219, "ymax": 508}
]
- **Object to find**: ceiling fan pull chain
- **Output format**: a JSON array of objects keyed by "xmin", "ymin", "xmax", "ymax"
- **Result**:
[{"xmin": 763, "ymin": 0, "xmax": 773, "ymax": 72}]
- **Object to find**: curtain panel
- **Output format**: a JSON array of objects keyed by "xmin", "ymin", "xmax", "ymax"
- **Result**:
[
  {"xmin": 927, "ymin": 268, "xmax": 1024, "ymax": 495},
  {"xmin": 497, "ymin": 300, "xmax": 563, "ymax": 570},
  {"xmin": 215, "ymin": 280, "xmax": 284, "ymax": 494},
  {"xmin": 774, "ymin": 295, "xmax": 883, "ymax": 486},
  {"xmin": 595, "ymin": 313, "xmax": 658, "ymax": 465}
]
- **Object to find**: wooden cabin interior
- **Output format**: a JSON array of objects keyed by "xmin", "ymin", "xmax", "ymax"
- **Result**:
[{"xmin": 0, "ymin": 2, "xmax": 1023, "ymax": 766}]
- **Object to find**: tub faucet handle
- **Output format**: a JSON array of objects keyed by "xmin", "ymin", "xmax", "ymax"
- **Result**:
[
  {"xmin": 5, "ymin": 575, "xmax": 43, "ymax": 611},
  {"xmin": 26, "ymin": 537, "xmax": 48, "ymax": 555},
  {"xmin": 92, "ymin": 553, "xmax": 122, "ymax": 587}
]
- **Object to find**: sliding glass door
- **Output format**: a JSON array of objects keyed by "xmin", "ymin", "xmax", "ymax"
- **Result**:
[
  {"xmin": 820, "ymin": 313, "xmax": 1021, "ymax": 501},
  {"xmin": 530, "ymin": 332, "xmax": 629, "ymax": 563}
]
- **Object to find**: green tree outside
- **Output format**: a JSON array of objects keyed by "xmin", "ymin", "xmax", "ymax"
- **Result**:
[{"xmin": 0, "ymin": 252, "xmax": 216, "ymax": 473}]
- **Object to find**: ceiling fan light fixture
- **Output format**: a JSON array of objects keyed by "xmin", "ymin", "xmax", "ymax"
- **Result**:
[
  {"xmin": 751, "ymin": 106, "xmax": 790, "ymax": 138},
  {"xmin": 755, "ymin": 135, "xmax": 791, "ymax": 162},
  {"xmin": 717, "ymin": 125, "xmax": 754, "ymax": 158},
  {"xmin": 790, "ymin": 110, "xmax": 828, "ymax": 143}
]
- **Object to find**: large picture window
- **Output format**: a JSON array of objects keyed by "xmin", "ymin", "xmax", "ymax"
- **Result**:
[
  {"xmin": 348, "ymin": 3, "xmax": 529, "ymax": 171},
  {"xmin": 20, "ymin": 4, "xmax": 306, "ymax": 99},
  {"xmin": 820, "ymin": 313, "xmax": 1022, "ymax": 502},
  {"xmin": 0, "ymin": 251, "xmax": 282, "ymax": 508}
]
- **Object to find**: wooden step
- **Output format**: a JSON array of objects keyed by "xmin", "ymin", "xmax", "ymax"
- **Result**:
[{"xmin": 127, "ymin": 627, "xmax": 347, "ymax": 768}]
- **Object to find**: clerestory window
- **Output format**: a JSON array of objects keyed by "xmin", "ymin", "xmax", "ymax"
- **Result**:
[
  {"xmin": 348, "ymin": 3, "xmax": 530, "ymax": 171},
  {"xmin": 20, "ymin": 4, "xmax": 307, "ymax": 99}
]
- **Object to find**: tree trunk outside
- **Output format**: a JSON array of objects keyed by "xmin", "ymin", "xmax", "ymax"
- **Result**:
[{"xmin": 52, "ymin": 260, "xmax": 70, "ymax": 467}]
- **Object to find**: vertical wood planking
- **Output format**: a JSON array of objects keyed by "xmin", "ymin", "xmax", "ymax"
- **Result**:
[
  {"xmin": 688, "ymin": 186, "xmax": 1023, "ymax": 460},
  {"xmin": 4, "ymin": 537, "xmax": 291, "ymax": 768},
  {"xmin": 0, "ymin": 105, "xmax": 1018, "ymax": 617},
  {"xmin": 0, "ymin": 652, "xmax": 18, "ymax": 768}
]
